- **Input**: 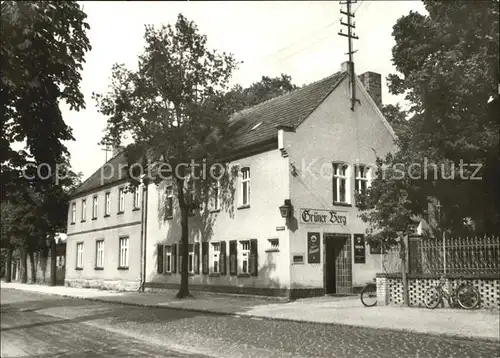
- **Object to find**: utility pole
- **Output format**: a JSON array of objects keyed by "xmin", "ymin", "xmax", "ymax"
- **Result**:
[
  {"xmin": 338, "ymin": 0, "xmax": 359, "ymax": 111},
  {"xmin": 102, "ymin": 144, "xmax": 112, "ymax": 162}
]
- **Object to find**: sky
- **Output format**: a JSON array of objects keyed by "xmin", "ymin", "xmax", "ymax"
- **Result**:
[{"xmin": 62, "ymin": 1, "xmax": 427, "ymax": 180}]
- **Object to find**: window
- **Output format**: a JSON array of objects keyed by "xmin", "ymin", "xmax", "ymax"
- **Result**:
[
  {"xmin": 250, "ymin": 122, "xmax": 262, "ymax": 131},
  {"xmin": 76, "ymin": 242, "xmax": 84, "ymax": 268},
  {"xmin": 333, "ymin": 163, "xmax": 350, "ymax": 204},
  {"xmin": 355, "ymin": 165, "xmax": 371, "ymax": 194},
  {"xmin": 165, "ymin": 186, "xmax": 173, "ymax": 219},
  {"xmin": 118, "ymin": 188, "xmax": 125, "ymax": 212},
  {"xmin": 95, "ymin": 240, "xmax": 104, "ymax": 268},
  {"xmin": 212, "ymin": 242, "xmax": 220, "ymax": 273},
  {"xmin": 164, "ymin": 245, "xmax": 172, "ymax": 273},
  {"xmin": 81, "ymin": 199, "xmax": 86, "ymax": 221},
  {"xmin": 239, "ymin": 240, "xmax": 250, "ymax": 274},
  {"xmin": 104, "ymin": 192, "xmax": 111, "ymax": 216},
  {"xmin": 213, "ymin": 180, "xmax": 221, "ymax": 211},
  {"xmin": 188, "ymin": 244, "xmax": 194, "ymax": 274},
  {"xmin": 240, "ymin": 167, "xmax": 251, "ymax": 206},
  {"xmin": 71, "ymin": 202, "xmax": 76, "ymax": 224},
  {"xmin": 119, "ymin": 237, "xmax": 129, "ymax": 268},
  {"xmin": 266, "ymin": 238, "xmax": 279, "ymax": 252},
  {"xmin": 92, "ymin": 195, "xmax": 98, "ymax": 219},
  {"xmin": 133, "ymin": 187, "xmax": 140, "ymax": 209}
]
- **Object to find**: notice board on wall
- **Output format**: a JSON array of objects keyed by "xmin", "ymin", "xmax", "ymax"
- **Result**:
[
  {"xmin": 307, "ymin": 232, "xmax": 321, "ymax": 263},
  {"xmin": 354, "ymin": 234, "xmax": 366, "ymax": 264}
]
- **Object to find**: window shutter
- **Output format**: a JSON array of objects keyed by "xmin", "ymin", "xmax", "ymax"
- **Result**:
[
  {"xmin": 202, "ymin": 242, "xmax": 209, "ymax": 274},
  {"xmin": 229, "ymin": 240, "xmax": 237, "ymax": 276},
  {"xmin": 179, "ymin": 243, "xmax": 182, "ymax": 273},
  {"xmin": 157, "ymin": 244, "xmax": 163, "ymax": 274},
  {"xmin": 250, "ymin": 239, "xmax": 258, "ymax": 276},
  {"xmin": 194, "ymin": 242, "xmax": 200, "ymax": 274},
  {"xmin": 333, "ymin": 165, "xmax": 338, "ymax": 202},
  {"xmin": 220, "ymin": 241, "xmax": 226, "ymax": 275},
  {"xmin": 167, "ymin": 197, "xmax": 173, "ymax": 218},
  {"xmin": 172, "ymin": 244, "xmax": 177, "ymax": 273}
]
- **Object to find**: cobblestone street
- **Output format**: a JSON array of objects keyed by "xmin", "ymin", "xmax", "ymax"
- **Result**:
[{"xmin": 1, "ymin": 288, "xmax": 499, "ymax": 358}]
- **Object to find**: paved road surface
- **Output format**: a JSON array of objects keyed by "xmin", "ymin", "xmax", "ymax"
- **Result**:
[{"xmin": 1, "ymin": 288, "xmax": 499, "ymax": 358}]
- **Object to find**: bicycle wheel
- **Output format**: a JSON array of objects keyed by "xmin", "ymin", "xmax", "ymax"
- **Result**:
[
  {"xmin": 424, "ymin": 287, "xmax": 442, "ymax": 309},
  {"xmin": 456, "ymin": 284, "xmax": 480, "ymax": 310},
  {"xmin": 360, "ymin": 283, "xmax": 377, "ymax": 307}
]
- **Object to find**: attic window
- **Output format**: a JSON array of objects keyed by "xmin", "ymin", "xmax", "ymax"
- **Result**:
[{"xmin": 250, "ymin": 122, "xmax": 262, "ymax": 131}]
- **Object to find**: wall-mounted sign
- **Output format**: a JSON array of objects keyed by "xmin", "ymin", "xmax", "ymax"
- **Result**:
[
  {"xmin": 300, "ymin": 208, "xmax": 347, "ymax": 226},
  {"xmin": 307, "ymin": 232, "xmax": 321, "ymax": 264},
  {"xmin": 354, "ymin": 234, "xmax": 366, "ymax": 264}
]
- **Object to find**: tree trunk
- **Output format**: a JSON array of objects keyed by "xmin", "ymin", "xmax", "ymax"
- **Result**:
[
  {"xmin": 400, "ymin": 236, "xmax": 409, "ymax": 307},
  {"xmin": 176, "ymin": 178, "xmax": 191, "ymax": 299},
  {"xmin": 28, "ymin": 250, "xmax": 36, "ymax": 284},
  {"xmin": 5, "ymin": 245, "xmax": 13, "ymax": 283},
  {"xmin": 20, "ymin": 249, "xmax": 28, "ymax": 283},
  {"xmin": 50, "ymin": 240, "xmax": 56, "ymax": 286}
]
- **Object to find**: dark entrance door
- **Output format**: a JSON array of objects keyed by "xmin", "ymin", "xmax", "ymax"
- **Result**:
[
  {"xmin": 324, "ymin": 237, "xmax": 338, "ymax": 294},
  {"xmin": 324, "ymin": 233, "xmax": 352, "ymax": 295}
]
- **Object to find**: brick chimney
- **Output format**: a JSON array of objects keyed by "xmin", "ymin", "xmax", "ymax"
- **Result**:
[
  {"xmin": 341, "ymin": 61, "xmax": 352, "ymax": 73},
  {"xmin": 358, "ymin": 71, "xmax": 382, "ymax": 109}
]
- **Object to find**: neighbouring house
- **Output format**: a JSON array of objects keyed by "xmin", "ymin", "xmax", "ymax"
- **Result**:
[
  {"xmin": 9, "ymin": 233, "xmax": 67, "ymax": 285},
  {"xmin": 65, "ymin": 61, "xmax": 396, "ymax": 298},
  {"xmin": 65, "ymin": 147, "xmax": 143, "ymax": 290}
]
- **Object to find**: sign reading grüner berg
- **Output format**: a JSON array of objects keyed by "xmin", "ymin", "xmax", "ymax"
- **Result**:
[{"xmin": 300, "ymin": 208, "xmax": 347, "ymax": 226}]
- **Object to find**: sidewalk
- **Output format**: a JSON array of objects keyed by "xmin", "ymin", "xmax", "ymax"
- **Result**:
[{"xmin": 2, "ymin": 282, "xmax": 498, "ymax": 342}]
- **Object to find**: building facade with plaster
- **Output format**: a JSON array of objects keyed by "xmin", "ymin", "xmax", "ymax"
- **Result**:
[{"xmin": 65, "ymin": 63, "xmax": 396, "ymax": 298}]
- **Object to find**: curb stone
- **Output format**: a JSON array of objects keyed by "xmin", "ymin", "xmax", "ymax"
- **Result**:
[{"xmin": 4, "ymin": 286, "xmax": 499, "ymax": 344}]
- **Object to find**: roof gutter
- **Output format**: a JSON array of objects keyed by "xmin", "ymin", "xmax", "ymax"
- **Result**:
[{"xmin": 217, "ymin": 137, "xmax": 278, "ymax": 163}]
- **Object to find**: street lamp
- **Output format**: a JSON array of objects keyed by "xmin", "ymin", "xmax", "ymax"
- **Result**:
[{"xmin": 279, "ymin": 199, "xmax": 293, "ymax": 218}]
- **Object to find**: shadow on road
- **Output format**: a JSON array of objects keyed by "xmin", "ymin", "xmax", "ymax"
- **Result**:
[{"xmin": 1, "ymin": 288, "xmax": 223, "ymax": 333}]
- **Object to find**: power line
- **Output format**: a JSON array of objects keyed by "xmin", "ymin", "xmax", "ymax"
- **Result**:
[
  {"xmin": 238, "ymin": 1, "xmax": 367, "ymax": 71},
  {"xmin": 270, "ymin": 20, "xmax": 341, "ymax": 57},
  {"xmin": 277, "ymin": 34, "xmax": 333, "ymax": 63},
  {"xmin": 239, "ymin": 20, "xmax": 342, "ymax": 69}
]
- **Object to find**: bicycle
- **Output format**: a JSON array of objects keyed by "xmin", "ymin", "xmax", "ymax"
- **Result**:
[
  {"xmin": 360, "ymin": 278, "xmax": 377, "ymax": 307},
  {"xmin": 423, "ymin": 276, "xmax": 480, "ymax": 310}
]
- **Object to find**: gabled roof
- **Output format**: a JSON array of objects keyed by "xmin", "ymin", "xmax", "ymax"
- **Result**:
[
  {"xmin": 70, "ymin": 71, "xmax": 347, "ymax": 198},
  {"xmin": 71, "ymin": 150, "xmax": 128, "ymax": 197},
  {"xmin": 228, "ymin": 71, "xmax": 346, "ymax": 150}
]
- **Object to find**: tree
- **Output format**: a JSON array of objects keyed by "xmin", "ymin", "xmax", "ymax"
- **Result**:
[
  {"xmin": 224, "ymin": 74, "xmax": 299, "ymax": 114},
  {"xmin": 356, "ymin": 148, "xmax": 428, "ymax": 306},
  {"xmin": 94, "ymin": 14, "xmax": 240, "ymax": 298},
  {"xmin": 387, "ymin": 1, "xmax": 500, "ymax": 233},
  {"xmin": 1, "ymin": 1, "xmax": 90, "ymax": 282},
  {"xmin": 358, "ymin": 1, "xmax": 499, "ymax": 305},
  {"xmin": 381, "ymin": 104, "xmax": 409, "ymax": 139},
  {"xmin": 0, "ymin": 188, "xmax": 40, "ymax": 283},
  {"xmin": 95, "ymin": 14, "xmax": 300, "ymax": 298},
  {"xmin": 1, "ymin": 201, "xmax": 20, "ymax": 282},
  {"xmin": 1, "ymin": 1, "xmax": 91, "ymax": 195},
  {"xmin": 0, "ymin": 166, "xmax": 82, "ymax": 283}
]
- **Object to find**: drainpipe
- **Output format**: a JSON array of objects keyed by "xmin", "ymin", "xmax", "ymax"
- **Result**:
[
  {"xmin": 138, "ymin": 182, "xmax": 144, "ymax": 292},
  {"xmin": 139, "ymin": 179, "xmax": 149, "ymax": 292}
]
